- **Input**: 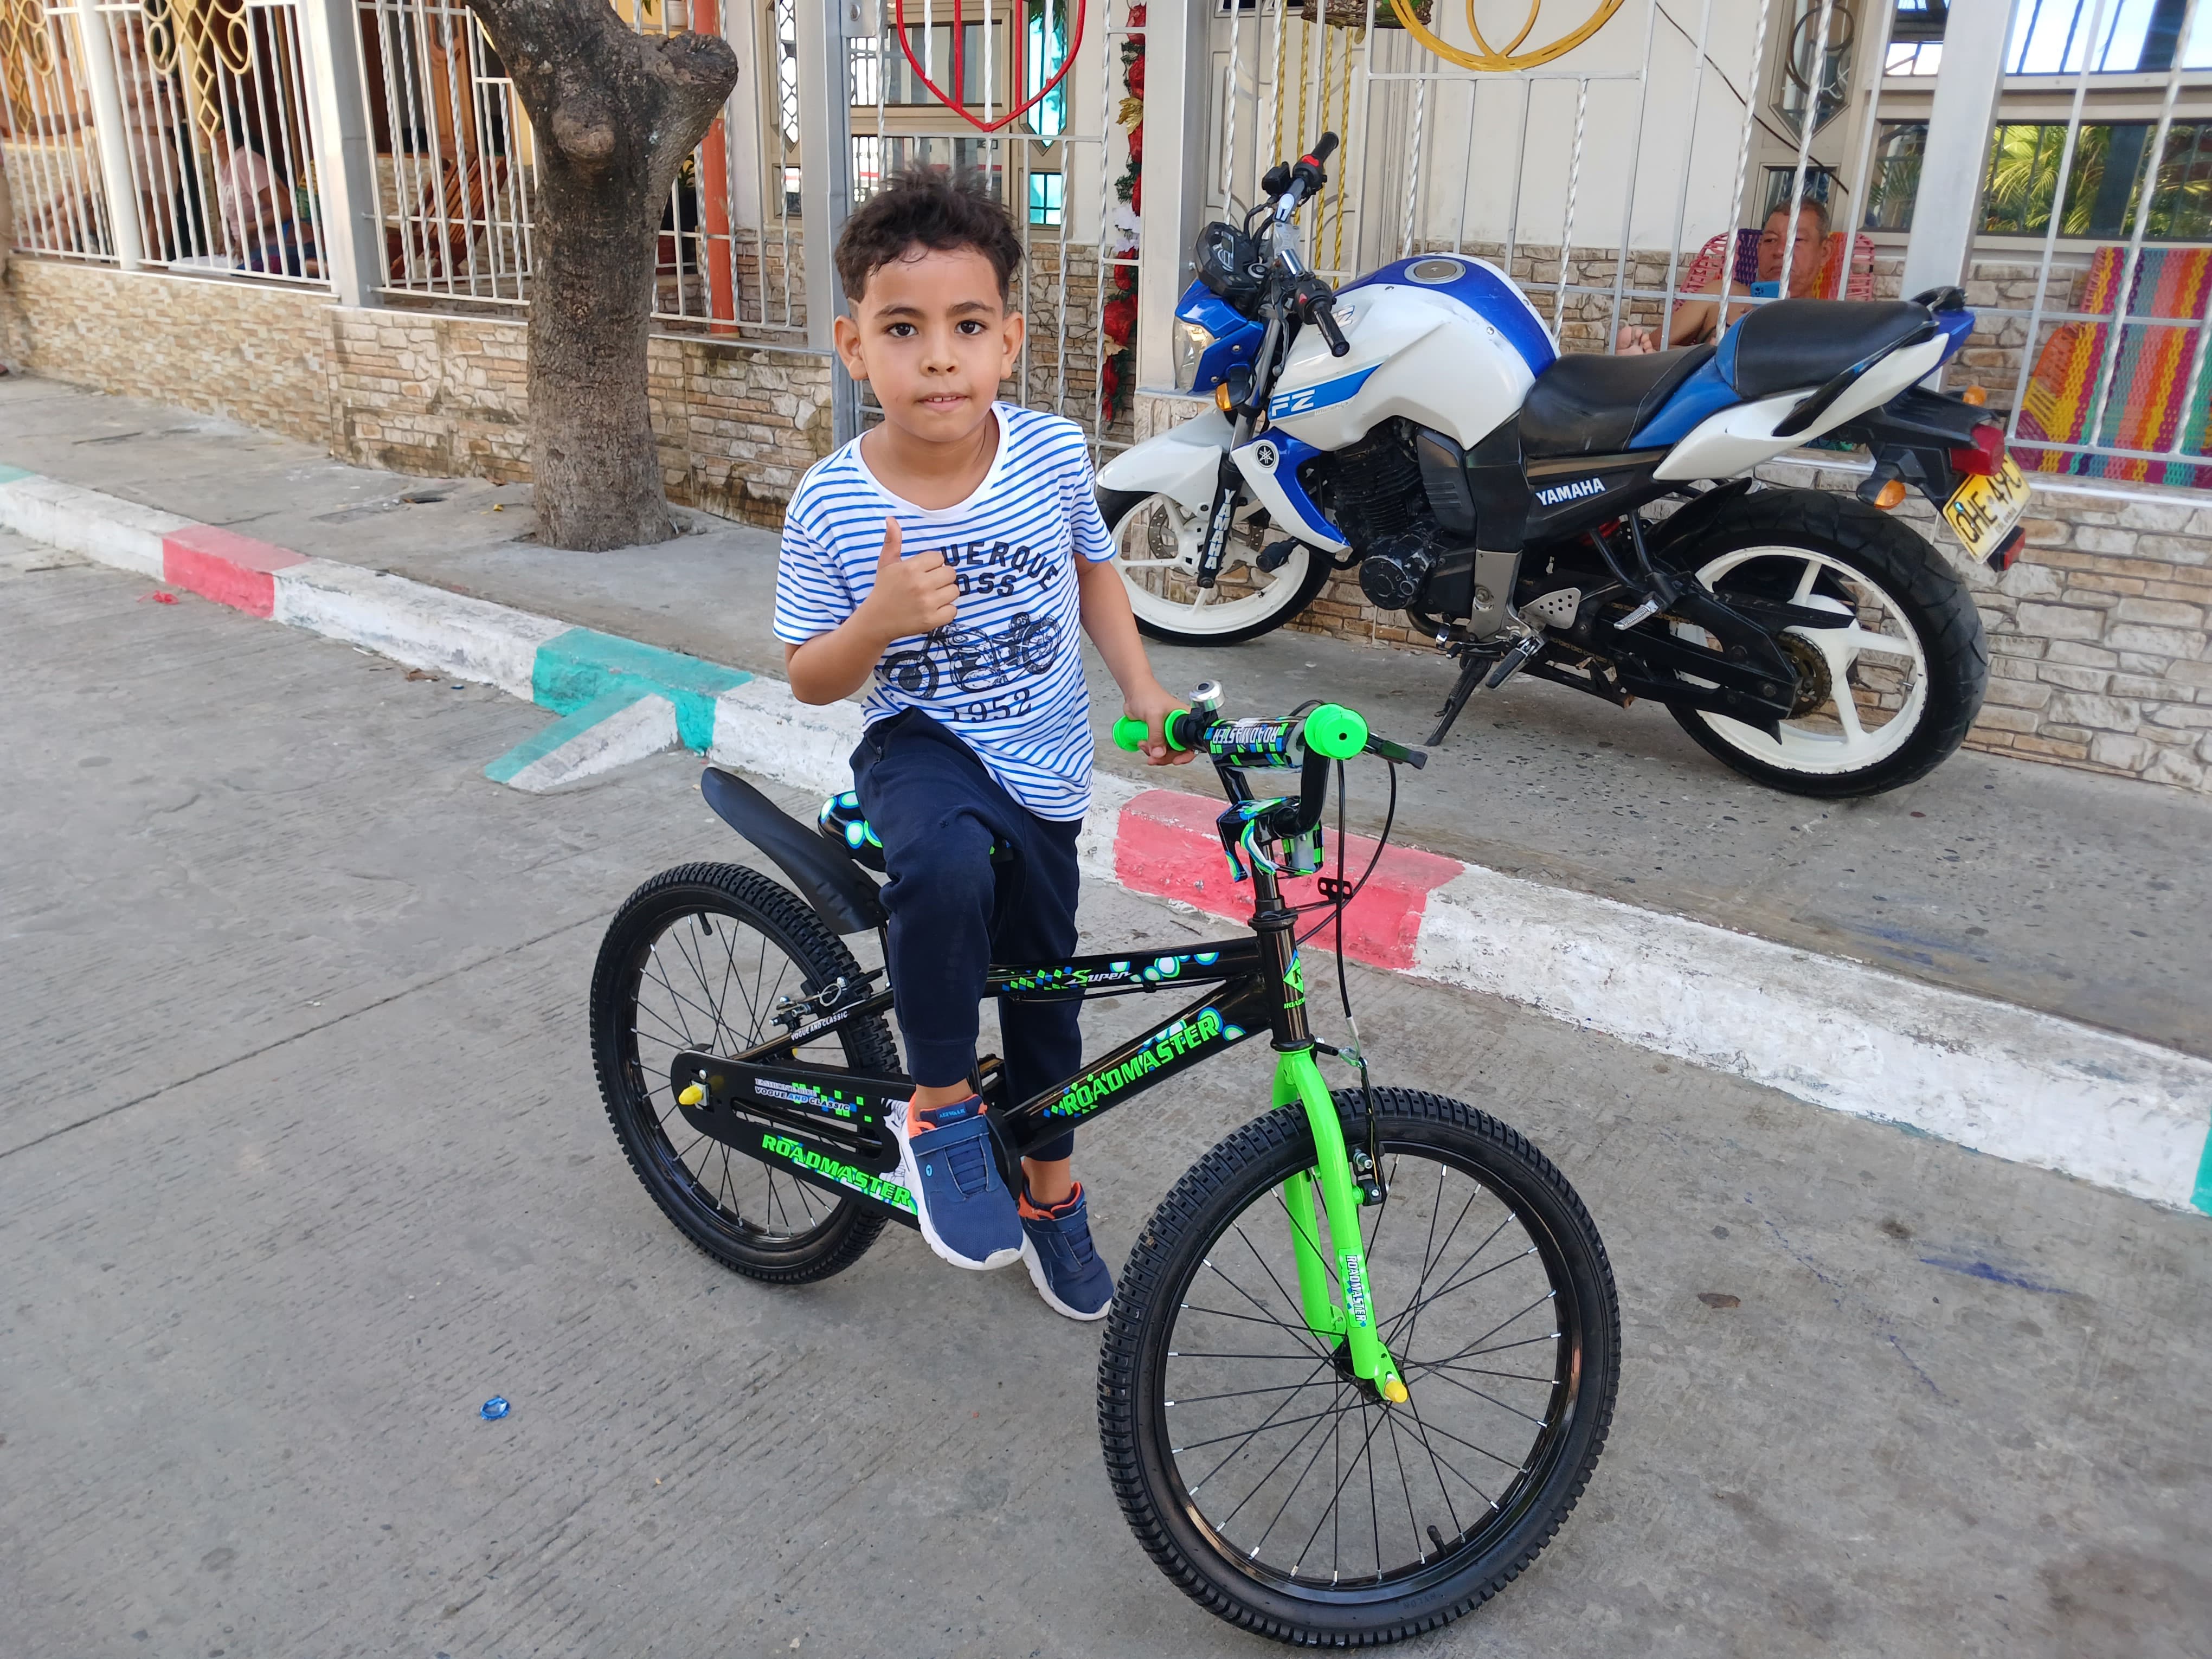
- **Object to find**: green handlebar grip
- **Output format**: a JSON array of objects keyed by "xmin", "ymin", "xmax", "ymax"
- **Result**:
[
  {"xmin": 1113, "ymin": 711, "xmax": 1194, "ymax": 753},
  {"xmin": 1303, "ymin": 703, "xmax": 1369, "ymax": 760}
]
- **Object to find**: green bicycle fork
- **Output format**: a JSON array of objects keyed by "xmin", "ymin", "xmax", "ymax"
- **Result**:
[{"xmin": 1273, "ymin": 1047, "xmax": 1407, "ymax": 1404}]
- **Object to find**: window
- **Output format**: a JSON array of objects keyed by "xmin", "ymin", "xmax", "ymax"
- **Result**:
[
  {"xmin": 2006, "ymin": 0, "xmax": 2212, "ymax": 74},
  {"xmin": 846, "ymin": 0, "xmax": 1071, "ymax": 213},
  {"xmin": 1982, "ymin": 120, "xmax": 2212, "ymax": 239},
  {"xmin": 1774, "ymin": 0, "xmax": 1855, "ymax": 137},
  {"xmin": 1863, "ymin": 122, "xmax": 1927, "ymax": 229},
  {"xmin": 1887, "ymin": 0, "xmax": 1944, "ymax": 75},
  {"xmin": 1028, "ymin": 169, "xmax": 1063, "ymax": 224}
]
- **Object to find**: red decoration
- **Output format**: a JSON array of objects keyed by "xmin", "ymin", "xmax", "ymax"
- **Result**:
[{"xmin": 892, "ymin": 0, "xmax": 1088, "ymax": 134}]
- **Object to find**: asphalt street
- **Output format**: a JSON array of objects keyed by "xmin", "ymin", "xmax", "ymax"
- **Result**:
[{"xmin": 3, "ymin": 538, "xmax": 2207, "ymax": 1658}]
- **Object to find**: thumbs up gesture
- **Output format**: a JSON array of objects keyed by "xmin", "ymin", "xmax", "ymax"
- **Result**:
[{"xmin": 859, "ymin": 516, "xmax": 960, "ymax": 644}]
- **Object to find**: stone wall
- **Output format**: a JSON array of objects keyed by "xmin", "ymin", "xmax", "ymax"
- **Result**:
[
  {"xmin": 3, "ymin": 258, "xmax": 837, "ymax": 528},
  {"xmin": 1779, "ymin": 457, "xmax": 2212, "ymax": 792},
  {"xmin": 0, "ymin": 259, "xmax": 338, "ymax": 447}
]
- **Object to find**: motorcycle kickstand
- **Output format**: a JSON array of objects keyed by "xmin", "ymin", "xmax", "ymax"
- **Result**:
[{"xmin": 1427, "ymin": 634, "xmax": 1545, "ymax": 744}]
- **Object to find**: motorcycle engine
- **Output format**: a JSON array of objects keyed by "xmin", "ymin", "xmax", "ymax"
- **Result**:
[{"xmin": 1327, "ymin": 426, "xmax": 1463, "ymax": 614}]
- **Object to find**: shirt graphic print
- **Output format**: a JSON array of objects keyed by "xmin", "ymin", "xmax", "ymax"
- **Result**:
[{"xmin": 773, "ymin": 404, "xmax": 1116, "ymax": 821}]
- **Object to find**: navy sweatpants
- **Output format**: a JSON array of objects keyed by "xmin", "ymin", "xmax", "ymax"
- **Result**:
[{"xmin": 852, "ymin": 711, "xmax": 1081, "ymax": 1163}]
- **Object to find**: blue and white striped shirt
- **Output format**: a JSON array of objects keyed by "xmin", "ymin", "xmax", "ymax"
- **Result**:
[{"xmin": 774, "ymin": 404, "xmax": 1116, "ymax": 821}]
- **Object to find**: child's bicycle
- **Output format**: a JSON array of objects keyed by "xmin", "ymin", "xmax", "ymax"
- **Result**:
[{"xmin": 588, "ymin": 683, "xmax": 1620, "ymax": 1646}]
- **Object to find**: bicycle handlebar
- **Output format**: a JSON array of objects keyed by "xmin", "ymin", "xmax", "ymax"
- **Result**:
[{"xmin": 1112, "ymin": 702, "xmax": 1425, "ymax": 770}]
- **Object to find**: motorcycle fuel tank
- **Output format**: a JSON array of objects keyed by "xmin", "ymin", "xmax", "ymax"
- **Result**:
[{"xmin": 1265, "ymin": 255, "xmax": 1555, "ymax": 453}]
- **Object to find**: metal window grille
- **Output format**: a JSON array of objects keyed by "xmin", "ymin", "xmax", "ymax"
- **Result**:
[
  {"xmin": 846, "ymin": 0, "xmax": 1124, "ymax": 447},
  {"xmin": 1, "ymin": 0, "xmax": 114, "ymax": 259},
  {"xmin": 91, "ymin": 0, "xmax": 330, "ymax": 282},
  {"xmin": 354, "ymin": 0, "xmax": 806, "ymax": 337}
]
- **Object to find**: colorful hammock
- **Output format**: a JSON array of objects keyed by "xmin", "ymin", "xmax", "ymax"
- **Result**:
[{"xmin": 2013, "ymin": 246, "xmax": 2212, "ymax": 490}]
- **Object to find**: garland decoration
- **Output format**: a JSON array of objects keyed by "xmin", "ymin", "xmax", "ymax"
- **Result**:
[{"xmin": 1099, "ymin": 3, "xmax": 1144, "ymax": 425}]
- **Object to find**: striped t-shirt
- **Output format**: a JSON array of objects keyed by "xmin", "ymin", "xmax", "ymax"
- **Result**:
[{"xmin": 773, "ymin": 404, "xmax": 1116, "ymax": 821}]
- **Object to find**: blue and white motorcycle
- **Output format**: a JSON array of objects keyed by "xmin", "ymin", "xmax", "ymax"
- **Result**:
[{"xmin": 1096, "ymin": 133, "xmax": 2027, "ymax": 797}]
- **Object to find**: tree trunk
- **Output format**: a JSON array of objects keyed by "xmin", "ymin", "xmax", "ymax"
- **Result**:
[{"xmin": 464, "ymin": 0, "xmax": 737, "ymax": 551}]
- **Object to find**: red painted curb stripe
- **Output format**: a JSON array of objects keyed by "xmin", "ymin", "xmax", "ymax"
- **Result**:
[
  {"xmin": 162, "ymin": 525, "xmax": 307, "ymax": 618},
  {"xmin": 1113, "ymin": 789, "xmax": 1464, "ymax": 970}
]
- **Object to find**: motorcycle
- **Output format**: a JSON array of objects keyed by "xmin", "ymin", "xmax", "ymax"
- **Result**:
[{"xmin": 1096, "ymin": 133, "xmax": 2025, "ymax": 798}]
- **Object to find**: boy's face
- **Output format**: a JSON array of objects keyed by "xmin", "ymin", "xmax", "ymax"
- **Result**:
[{"xmin": 835, "ymin": 245, "xmax": 1025, "ymax": 446}]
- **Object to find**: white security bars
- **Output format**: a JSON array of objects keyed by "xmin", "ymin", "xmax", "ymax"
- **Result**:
[
  {"xmin": 847, "ymin": 0, "xmax": 1132, "ymax": 446},
  {"xmin": 0, "ymin": 0, "xmax": 114, "ymax": 259},
  {"xmin": 84, "ymin": 0, "xmax": 330, "ymax": 282},
  {"xmin": 1203, "ymin": 0, "xmax": 1887, "ymax": 353},
  {"xmin": 355, "ymin": 0, "xmax": 806, "ymax": 338}
]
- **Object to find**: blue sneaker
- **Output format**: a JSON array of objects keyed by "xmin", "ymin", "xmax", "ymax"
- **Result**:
[
  {"xmin": 1019, "ymin": 1184, "xmax": 1115, "ymax": 1320},
  {"xmin": 892, "ymin": 1096, "xmax": 1022, "ymax": 1271}
]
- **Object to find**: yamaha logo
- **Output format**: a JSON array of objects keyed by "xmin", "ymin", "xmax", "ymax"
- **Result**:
[
  {"xmin": 1252, "ymin": 440, "xmax": 1278, "ymax": 470},
  {"xmin": 1534, "ymin": 476, "xmax": 1605, "ymax": 507}
]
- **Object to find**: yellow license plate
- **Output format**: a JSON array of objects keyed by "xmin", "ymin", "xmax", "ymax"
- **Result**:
[{"xmin": 1943, "ymin": 455, "xmax": 2029, "ymax": 561}]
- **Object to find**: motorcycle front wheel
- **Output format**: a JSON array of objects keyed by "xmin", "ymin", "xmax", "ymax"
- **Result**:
[
  {"xmin": 1662, "ymin": 488, "xmax": 1989, "ymax": 798},
  {"xmin": 1099, "ymin": 487, "xmax": 1336, "ymax": 645}
]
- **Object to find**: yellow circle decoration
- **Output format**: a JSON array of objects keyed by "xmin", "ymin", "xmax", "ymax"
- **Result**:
[{"xmin": 1387, "ymin": 0, "xmax": 1624, "ymax": 70}]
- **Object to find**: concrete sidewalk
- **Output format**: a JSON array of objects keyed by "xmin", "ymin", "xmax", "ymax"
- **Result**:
[
  {"xmin": 4, "ymin": 373, "xmax": 2205, "ymax": 1062},
  {"xmin": 7, "ymin": 539, "xmax": 2208, "ymax": 1658}
]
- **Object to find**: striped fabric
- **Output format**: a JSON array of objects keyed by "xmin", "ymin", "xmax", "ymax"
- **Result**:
[
  {"xmin": 774, "ymin": 404, "xmax": 1116, "ymax": 821},
  {"xmin": 2014, "ymin": 246, "xmax": 2212, "ymax": 488}
]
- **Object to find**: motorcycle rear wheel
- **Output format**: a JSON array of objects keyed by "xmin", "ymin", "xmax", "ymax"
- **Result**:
[
  {"xmin": 1662, "ymin": 488, "xmax": 1988, "ymax": 798},
  {"xmin": 1100, "ymin": 487, "xmax": 1336, "ymax": 645}
]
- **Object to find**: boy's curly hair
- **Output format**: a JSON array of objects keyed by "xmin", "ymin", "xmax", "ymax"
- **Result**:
[{"xmin": 835, "ymin": 169, "xmax": 1025, "ymax": 305}]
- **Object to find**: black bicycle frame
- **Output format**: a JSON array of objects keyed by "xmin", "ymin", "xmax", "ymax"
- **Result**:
[{"xmin": 664, "ymin": 866, "xmax": 1318, "ymax": 1229}]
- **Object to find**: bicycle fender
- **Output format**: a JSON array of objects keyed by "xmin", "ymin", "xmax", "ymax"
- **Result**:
[{"xmin": 699, "ymin": 766, "xmax": 888, "ymax": 936}]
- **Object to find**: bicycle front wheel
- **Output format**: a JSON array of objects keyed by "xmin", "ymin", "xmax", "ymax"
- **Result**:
[{"xmin": 1098, "ymin": 1088, "xmax": 1619, "ymax": 1646}]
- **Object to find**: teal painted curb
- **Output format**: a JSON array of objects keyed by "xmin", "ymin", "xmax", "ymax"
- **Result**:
[
  {"xmin": 2194, "ymin": 1123, "xmax": 2212, "ymax": 1215},
  {"xmin": 485, "ymin": 686, "xmax": 648, "ymax": 784},
  {"xmin": 0, "ymin": 464, "xmax": 36, "ymax": 485},
  {"xmin": 530, "ymin": 627, "xmax": 747, "ymax": 752}
]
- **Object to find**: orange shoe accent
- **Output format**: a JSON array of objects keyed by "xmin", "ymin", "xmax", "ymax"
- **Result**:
[{"xmin": 1019, "ymin": 1181, "xmax": 1083, "ymax": 1221}]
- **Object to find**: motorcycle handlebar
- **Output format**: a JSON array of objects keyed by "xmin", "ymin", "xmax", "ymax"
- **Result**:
[{"xmin": 1310, "ymin": 295, "xmax": 1351, "ymax": 358}]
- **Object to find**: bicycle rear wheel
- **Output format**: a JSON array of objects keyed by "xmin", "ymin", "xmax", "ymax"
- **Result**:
[
  {"xmin": 1098, "ymin": 1088, "xmax": 1619, "ymax": 1645},
  {"xmin": 590, "ymin": 861, "xmax": 901, "ymax": 1283}
]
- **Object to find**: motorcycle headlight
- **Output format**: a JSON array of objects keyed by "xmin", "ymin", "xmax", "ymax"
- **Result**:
[{"xmin": 1173, "ymin": 319, "xmax": 1217, "ymax": 393}]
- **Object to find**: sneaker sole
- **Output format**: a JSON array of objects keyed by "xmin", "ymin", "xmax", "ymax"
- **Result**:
[
  {"xmin": 1020, "ymin": 1236, "xmax": 1113, "ymax": 1321},
  {"xmin": 893, "ymin": 1116, "xmax": 1021, "ymax": 1273}
]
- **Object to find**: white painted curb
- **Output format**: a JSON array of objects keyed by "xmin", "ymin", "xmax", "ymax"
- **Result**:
[
  {"xmin": 506, "ymin": 693, "xmax": 679, "ymax": 793},
  {"xmin": 1413, "ymin": 866, "xmax": 2212, "ymax": 1208}
]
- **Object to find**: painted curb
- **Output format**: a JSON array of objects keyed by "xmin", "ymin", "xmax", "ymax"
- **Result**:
[
  {"xmin": 5, "ymin": 465, "xmax": 2209, "ymax": 1214},
  {"xmin": 488, "ymin": 689, "xmax": 680, "ymax": 793}
]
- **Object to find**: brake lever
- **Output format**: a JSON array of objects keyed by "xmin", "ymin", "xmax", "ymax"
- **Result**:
[{"xmin": 1364, "ymin": 735, "xmax": 1428, "ymax": 770}]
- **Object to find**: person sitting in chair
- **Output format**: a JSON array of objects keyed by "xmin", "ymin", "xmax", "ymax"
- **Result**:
[
  {"xmin": 1616, "ymin": 197, "xmax": 1828, "ymax": 355},
  {"xmin": 214, "ymin": 108, "xmax": 320, "ymax": 279}
]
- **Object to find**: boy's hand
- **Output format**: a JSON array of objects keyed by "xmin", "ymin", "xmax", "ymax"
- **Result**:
[
  {"xmin": 1123, "ymin": 678, "xmax": 1195, "ymax": 767},
  {"xmin": 859, "ymin": 516, "xmax": 958, "ymax": 642}
]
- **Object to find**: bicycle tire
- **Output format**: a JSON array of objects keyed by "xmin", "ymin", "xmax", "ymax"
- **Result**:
[
  {"xmin": 590, "ymin": 861, "xmax": 901, "ymax": 1284},
  {"xmin": 1098, "ymin": 1087, "xmax": 1619, "ymax": 1645}
]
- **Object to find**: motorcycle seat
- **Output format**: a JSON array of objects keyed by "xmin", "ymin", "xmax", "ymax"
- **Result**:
[
  {"xmin": 1518, "ymin": 344, "xmax": 1716, "ymax": 458},
  {"xmin": 1721, "ymin": 298, "xmax": 1932, "ymax": 400}
]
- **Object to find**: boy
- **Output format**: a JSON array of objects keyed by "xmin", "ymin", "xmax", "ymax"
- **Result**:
[{"xmin": 773, "ymin": 172, "xmax": 1188, "ymax": 1320}]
